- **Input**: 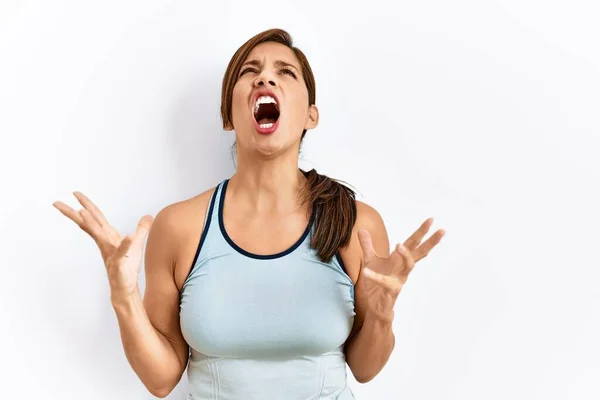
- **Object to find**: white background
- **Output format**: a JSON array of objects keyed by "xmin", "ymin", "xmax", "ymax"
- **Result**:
[{"xmin": 1, "ymin": 0, "xmax": 599, "ymax": 399}]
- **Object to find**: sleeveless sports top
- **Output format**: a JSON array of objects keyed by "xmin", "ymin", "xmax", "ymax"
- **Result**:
[{"xmin": 179, "ymin": 179, "xmax": 357, "ymax": 399}]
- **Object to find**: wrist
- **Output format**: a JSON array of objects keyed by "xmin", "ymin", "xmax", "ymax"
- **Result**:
[
  {"xmin": 110, "ymin": 286, "xmax": 141, "ymax": 309},
  {"xmin": 365, "ymin": 306, "xmax": 395, "ymax": 325}
]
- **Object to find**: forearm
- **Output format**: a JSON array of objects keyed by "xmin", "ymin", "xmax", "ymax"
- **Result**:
[
  {"xmin": 111, "ymin": 287, "xmax": 182, "ymax": 397},
  {"xmin": 345, "ymin": 311, "xmax": 395, "ymax": 383}
]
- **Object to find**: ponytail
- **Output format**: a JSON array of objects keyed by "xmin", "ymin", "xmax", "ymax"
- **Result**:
[{"xmin": 300, "ymin": 168, "xmax": 357, "ymax": 263}]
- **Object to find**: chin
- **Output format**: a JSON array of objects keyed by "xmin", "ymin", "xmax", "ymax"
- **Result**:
[
  {"xmin": 250, "ymin": 135, "xmax": 288, "ymax": 157},
  {"xmin": 245, "ymin": 130, "xmax": 299, "ymax": 158}
]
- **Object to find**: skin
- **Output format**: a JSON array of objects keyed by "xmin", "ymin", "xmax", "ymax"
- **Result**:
[{"xmin": 53, "ymin": 41, "xmax": 445, "ymax": 395}]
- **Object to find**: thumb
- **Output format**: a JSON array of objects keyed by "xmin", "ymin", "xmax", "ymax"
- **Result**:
[
  {"xmin": 112, "ymin": 215, "xmax": 152, "ymax": 262},
  {"xmin": 133, "ymin": 215, "xmax": 154, "ymax": 243},
  {"xmin": 357, "ymin": 228, "xmax": 377, "ymax": 265}
]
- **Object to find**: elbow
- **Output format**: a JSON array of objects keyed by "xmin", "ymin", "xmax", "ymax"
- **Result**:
[
  {"xmin": 148, "ymin": 385, "xmax": 174, "ymax": 399},
  {"xmin": 146, "ymin": 376, "xmax": 180, "ymax": 399},
  {"xmin": 144, "ymin": 362, "xmax": 186, "ymax": 398},
  {"xmin": 354, "ymin": 372, "xmax": 376, "ymax": 384},
  {"xmin": 349, "ymin": 363, "xmax": 378, "ymax": 384}
]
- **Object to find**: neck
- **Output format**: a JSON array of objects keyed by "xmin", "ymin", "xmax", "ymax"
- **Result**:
[{"xmin": 228, "ymin": 148, "xmax": 307, "ymax": 214}]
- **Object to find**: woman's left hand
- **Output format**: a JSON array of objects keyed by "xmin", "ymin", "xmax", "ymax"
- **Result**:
[{"xmin": 358, "ymin": 218, "xmax": 445, "ymax": 322}]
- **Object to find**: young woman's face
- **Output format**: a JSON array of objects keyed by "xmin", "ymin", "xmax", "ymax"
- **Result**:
[{"xmin": 226, "ymin": 41, "xmax": 318, "ymax": 157}]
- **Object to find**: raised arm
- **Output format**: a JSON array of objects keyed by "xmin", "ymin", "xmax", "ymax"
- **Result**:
[
  {"xmin": 113, "ymin": 205, "xmax": 189, "ymax": 397},
  {"xmin": 53, "ymin": 195, "xmax": 189, "ymax": 398}
]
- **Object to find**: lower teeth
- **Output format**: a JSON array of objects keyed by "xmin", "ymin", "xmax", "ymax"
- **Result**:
[{"xmin": 259, "ymin": 123, "xmax": 274, "ymax": 129}]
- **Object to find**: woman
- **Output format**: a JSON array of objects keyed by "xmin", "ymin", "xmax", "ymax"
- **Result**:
[{"xmin": 53, "ymin": 28, "xmax": 445, "ymax": 399}]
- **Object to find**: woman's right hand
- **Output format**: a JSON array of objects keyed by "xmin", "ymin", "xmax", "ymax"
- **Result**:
[{"xmin": 53, "ymin": 192, "xmax": 154, "ymax": 304}]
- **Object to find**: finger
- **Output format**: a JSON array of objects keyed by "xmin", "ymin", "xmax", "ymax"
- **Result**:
[
  {"xmin": 362, "ymin": 268, "xmax": 404, "ymax": 292},
  {"xmin": 79, "ymin": 208, "xmax": 108, "ymax": 243},
  {"xmin": 357, "ymin": 229, "xmax": 377, "ymax": 265},
  {"xmin": 73, "ymin": 191, "xmax": 123, "ymax": 243},
  {"xmin": 72, "ymin": 192, "xmax": 109, "ymax": 225},
  {"xmin": 113, "ymin": 235, "xmax": 135, "ymax": 261},
  {"xmin": 413, "ymin": 229, "xmax": 446, "ymax": 262},
  {"xmin": 53, "ymin": 201, "xmax": 85, "ymax": 226},
  {"xmin": 396, "ymin": 243, "xmax": 415, "ymax": 270},
  {"xmin": 404, "ymin": 218, "xmax": 434, "ymax": 250}
]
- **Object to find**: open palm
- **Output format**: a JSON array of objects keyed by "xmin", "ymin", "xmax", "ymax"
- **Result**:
[
  {"xmin": 53, "ymin": 192, "xmax": 153, "ymax": 301},
  {"xmin": 358, "ymin": 218, "xmax": 445, "ymax": 321}
]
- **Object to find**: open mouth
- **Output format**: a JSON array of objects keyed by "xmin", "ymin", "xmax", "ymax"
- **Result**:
[{"xmin": 253, "ymin": 95, "xmax": 280, "ymax": 129}]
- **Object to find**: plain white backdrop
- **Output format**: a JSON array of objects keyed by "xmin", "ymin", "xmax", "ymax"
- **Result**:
[{"xmin": 1, "ymin": 0, "xmax": 599, "ymax": 399}]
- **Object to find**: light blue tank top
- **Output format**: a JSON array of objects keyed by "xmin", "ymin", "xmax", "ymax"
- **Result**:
[{"xmin": 179, "ymin": 179, "xmax": 357, "ymax": 399}]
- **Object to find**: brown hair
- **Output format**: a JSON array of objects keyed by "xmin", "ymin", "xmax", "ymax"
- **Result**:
[{"xmin": 220, "ymin": 28, "xmax": 357, "ymax": 263}]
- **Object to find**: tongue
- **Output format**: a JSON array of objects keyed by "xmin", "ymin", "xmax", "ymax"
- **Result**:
[{"xmin": 258, "ymin": 118, "xmax": 277, "ymax": 125}]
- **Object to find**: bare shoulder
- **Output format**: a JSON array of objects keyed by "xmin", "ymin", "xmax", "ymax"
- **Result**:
[
  {"xmin": 355, "ymin": 200, "xmax": 386, "ymax": 233},
  {"xmin": 153, "ymin": 187, "xmax": 216, "ymax": 239},
  {"xmin": 150, "ymin": 186, "xmax": 218, "ymax": 291},
  {"xmin": 339, "ymin": 200, "xmax": 390, "ymax": 283}
]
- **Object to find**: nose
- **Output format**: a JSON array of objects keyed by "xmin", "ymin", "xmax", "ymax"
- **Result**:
[{"xmin": 254, "ymin": 69, "xmax": 277, "ymax": 88}]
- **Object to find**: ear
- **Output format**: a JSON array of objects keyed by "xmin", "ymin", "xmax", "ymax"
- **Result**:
[{"xmin": 304, "ymin": 104, "xmax": 319, "ymax": 130}]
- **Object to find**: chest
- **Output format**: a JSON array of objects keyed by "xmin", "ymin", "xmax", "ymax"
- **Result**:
[
  {"xmin": 179, "ymin": 250, "xmax": 355, "ymax": 358},
  {"xmin": 174, "ymin": 209, "xmax": 312, "ymax": 291}
]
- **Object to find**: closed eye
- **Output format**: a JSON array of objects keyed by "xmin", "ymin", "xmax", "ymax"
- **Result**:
[
  {"xmin": 239, "ymin": 67, "xmax": 258, "ymax": 77},
  {"xmin": 279, "ymin": 68, "xmax": 297, "ymax": 79},
  {"xmin": 239, "ymin": 67, "xmax": 298, "ymax": 80}
]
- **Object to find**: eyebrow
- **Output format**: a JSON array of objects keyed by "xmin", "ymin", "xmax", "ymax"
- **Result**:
[{"xmin": 241, "ymin": 59, "xmax": 300, "ymax": 71}]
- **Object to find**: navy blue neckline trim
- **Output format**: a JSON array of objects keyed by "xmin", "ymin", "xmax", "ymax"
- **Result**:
[
  {"xmin": 335, "ymin": 253, "xmax": 348, "ymax": 276},
  {"xmin": 183, "ymin": 184, "xmax": 219, "ymax": 290},
  {"xmin": 218, "ymin": 178, "xmax": 316, "ymax": 260}
]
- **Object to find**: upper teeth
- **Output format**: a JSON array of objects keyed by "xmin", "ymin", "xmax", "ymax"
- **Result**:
[{"xmin": 254, "ymin": 95, "xmax": 277, "ymax": 114}]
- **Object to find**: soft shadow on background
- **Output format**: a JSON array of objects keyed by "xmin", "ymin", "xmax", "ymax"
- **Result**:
[
  {"xmin": 35, "ymin": 69, "xmax": 232, "ymax": 399},
  {"xmin": 1, "ymin": 1, "xmax": 599, "ymax": 399}
]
